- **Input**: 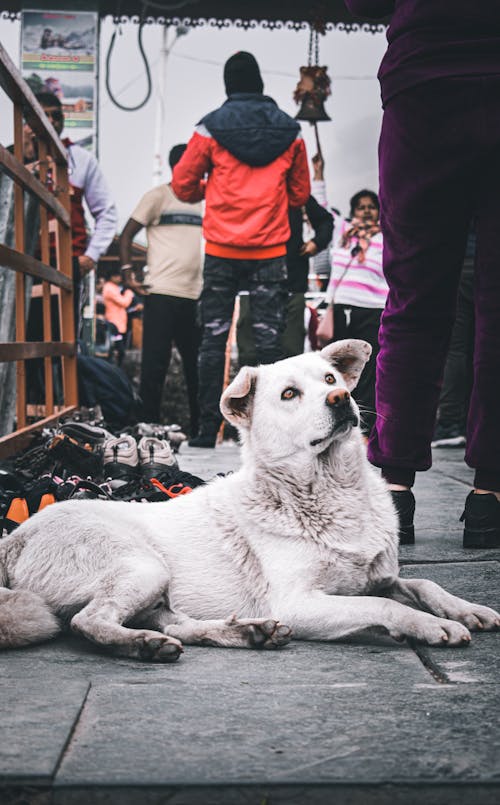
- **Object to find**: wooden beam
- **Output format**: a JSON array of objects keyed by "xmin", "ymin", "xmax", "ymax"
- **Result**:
[
  {"xmin": 0, "ymin": 144, "xmax": 70, "ymax": 227},
  {"xmin": 0, "ymin": 342, "xmax": 75, "ymax": 361},
  {"xmin": 0, "ymin": 244, "xmax": 73, "ymax": 290},
  {"xmin": 0, "ymin": 405, "xmax": 76, "ymax": 460}
]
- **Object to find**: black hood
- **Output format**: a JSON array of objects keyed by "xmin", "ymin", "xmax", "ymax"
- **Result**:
[{"xmin": 199, "ymin": 93, "xmax": 301, "ymax": 167}]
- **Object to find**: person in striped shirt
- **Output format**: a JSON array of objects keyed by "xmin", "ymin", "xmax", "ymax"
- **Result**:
[{"xmin": 322, "ymin": 190, "xmax": 387, "ymax": 434}]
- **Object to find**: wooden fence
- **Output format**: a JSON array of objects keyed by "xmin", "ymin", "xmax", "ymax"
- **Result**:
[{"xmin": 0, "ymin": 42, "xmax": 77, "ymax": 458}]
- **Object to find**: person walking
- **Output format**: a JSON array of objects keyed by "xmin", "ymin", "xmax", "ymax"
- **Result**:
[
  {"xmin": 345, "ymin": 1, "xmax": 500, "ymax": 548},
  {"xmin": 172, "ymin": 51, "xmax": 310, "ymax": 447},
  {"xmin": 119, "ymin": 145, "xmax": 203, "ymax": 436}
]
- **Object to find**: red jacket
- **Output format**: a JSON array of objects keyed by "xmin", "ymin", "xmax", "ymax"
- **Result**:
[{"xmin": 172, "ymin": 94, "xmax": 310, "ymax": 260}]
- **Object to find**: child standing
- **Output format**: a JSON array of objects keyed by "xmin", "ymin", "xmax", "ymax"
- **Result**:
[{"xmin": 102, "ymin": 268, "xmax": 134, "ymax": 365}]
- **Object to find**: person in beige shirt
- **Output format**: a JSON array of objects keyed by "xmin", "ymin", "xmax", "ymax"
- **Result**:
[{"xmin": 119, "ymin": 144, "xmax": 203, "ymax": 435}]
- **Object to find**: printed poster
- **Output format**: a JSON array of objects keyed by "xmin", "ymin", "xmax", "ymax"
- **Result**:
[{"xmin": 21, "ymin": 9, "xmax": 98, "ymax": 145}]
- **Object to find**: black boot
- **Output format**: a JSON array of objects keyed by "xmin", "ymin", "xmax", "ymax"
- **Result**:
[
  {"xmin": 461, "ymin": 491, "xmax": 500, "ymax": 549},
  {"xmin": 390, "ymin": 489, "xmax": 416, "ymax": 545}
]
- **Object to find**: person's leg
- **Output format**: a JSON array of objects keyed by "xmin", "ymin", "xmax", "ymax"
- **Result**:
[
  {"xmin": 172, "ymin": 298, "xmax": 201, "ymax": 437},
  {"xmin": 140, "ymin": 294, "xmax": 174, "ymax": 423},
  {"xmin": 236, "ymin": 292, "xmax": 258, "ymax": 367},
  {"xmin": 433, "ymin": 253, "xmax": 475, "ymax": 445},
  {"xmin": 191, "ymin": 255, "xmax": 239, "ymax": 445},
  {"xmin": 368, "ymin": 79, "xmax": 474, "ymax": 487},
  {"xmin": 346, "ymin": 306, "xmax": 382, "ymax": 436},
  {"xmin": 282, "ymin": 293, "xmax": 306, "ymax": 358},
  {"xmin": 247, "ymin": 256, "xmax": 288, "ymax": 365}
]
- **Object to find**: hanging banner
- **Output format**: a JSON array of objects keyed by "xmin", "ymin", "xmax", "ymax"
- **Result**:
[{"xmin": 21, "ymin": 9, "xmax": 98, "ymax": 146}]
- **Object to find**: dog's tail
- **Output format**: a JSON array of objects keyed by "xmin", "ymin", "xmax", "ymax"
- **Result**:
[{"xmin": 0, "ymin": 543, "xmax": 60, "ymax": 649}]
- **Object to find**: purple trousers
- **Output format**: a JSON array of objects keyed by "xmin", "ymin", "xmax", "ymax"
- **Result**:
[{"xmin": 368, "ymin": 77, "xmax": 500, "ymax": 491}]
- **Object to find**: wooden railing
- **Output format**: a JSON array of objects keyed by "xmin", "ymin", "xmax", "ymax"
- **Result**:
[{"xmin": 0, "ymin": 41, "xmax": 77, "ymax": 457}]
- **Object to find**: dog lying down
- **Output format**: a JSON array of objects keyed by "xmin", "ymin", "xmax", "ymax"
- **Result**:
[{"xmin": 1, "ymin": 339, "xmax": 498, "ymax": 662}]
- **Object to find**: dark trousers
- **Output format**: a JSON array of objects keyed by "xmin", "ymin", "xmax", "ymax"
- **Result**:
[
  {"xmin": 437, "ymin": 257, "xmax": 475, "ymax": 429},
  {"xmin": 198, "ymin": 254, "xmax": 288, "ymax": 434},
  {"xmin": 237, "ymin": 291, "xmax": 305, "ymax": 365},
  {"xmin": 140, "ymin": 294, "xmax": 200, "ymax": 434},
  {"xmin": 334, "ymin": 304, "xmax": 382, "ymax": 435},
  {"xmin": 368, "ymin": 76, "xmax": 500, "ymax": 491}
]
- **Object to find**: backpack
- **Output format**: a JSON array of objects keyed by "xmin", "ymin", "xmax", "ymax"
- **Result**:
[{"xmin": 77, "ymin": 355, "xmax": 141, "ymax": 430}]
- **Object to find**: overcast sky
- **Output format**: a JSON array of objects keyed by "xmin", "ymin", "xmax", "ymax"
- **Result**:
[{"xmin": 0, "ymin": 16, "xmax": 387, "ymax": 230}]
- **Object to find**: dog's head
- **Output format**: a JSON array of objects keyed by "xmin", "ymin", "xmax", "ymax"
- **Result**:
[{"xmin": 220, "ymin": 339, "xmax": 372, "ymax": 464}]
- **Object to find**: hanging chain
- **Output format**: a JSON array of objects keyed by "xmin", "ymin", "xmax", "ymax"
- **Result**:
[{"xmin": 307, "ymin": 25, "xmax": 320, "ymax": 66}]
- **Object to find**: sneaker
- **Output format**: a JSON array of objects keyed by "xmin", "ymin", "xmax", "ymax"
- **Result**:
[
  {"xmin": 149, "ymin": 466, "xmax": 206, "ymax": 490},
  {"xmin": 390, "ymin": 489, "xmax": 415, "ymax": 545},
  {"xmin": 103, "ymin": 434, "xmax": 139, "ymax": 480},
  {"xmin": 188, "ymin": 433, "xmax": 217, "ymax": 448},
  {"xmin": 460, "ymin": 491, "xmax": 500, "ymax": 549},
  {"xmin": 59, "ymin": 421, "xmax": 113, "ymax": 447},
  {"xmin": 431, "ymin": 422, "xmax": 466, "ymax": 448},
  {"xmin": 137, "ymin": 437, "xmax": 178, "ymax": 479}
]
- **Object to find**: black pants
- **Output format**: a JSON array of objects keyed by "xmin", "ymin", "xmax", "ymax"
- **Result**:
[
  {"xmin": 437, "ymin": 258, "xmax": 475, "ymax": 429},
  {"xmin": 333, "ymin": 304, "xmax": 383, "ymax": 435},
  {"xmin": 198, "ymin": 254, "xmax": 288, "ymax": 434},
  {"xmin": 140, "ymin": 294, "xmax": 200, "ymax": 434}
]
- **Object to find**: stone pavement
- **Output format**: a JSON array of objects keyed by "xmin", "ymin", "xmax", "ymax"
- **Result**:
[{"xmin": 0, "ymin": 443, "xmax": 498, "ymax": 805}]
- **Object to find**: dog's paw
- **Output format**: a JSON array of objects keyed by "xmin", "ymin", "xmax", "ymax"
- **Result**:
[
  {"xmin": 392, "ymin": 614, "xmax": 471, "ymax": 647},
  {"xmin": 443, "ymin": 604, "xmax": 500, "ymax": 632},
  {"xmin": 226, "ymin": 616, "xmax": 292, "ymax": 649},
  {"xmin": 136, "ymin": 631, "xmax": 184, "ymax": 662}
]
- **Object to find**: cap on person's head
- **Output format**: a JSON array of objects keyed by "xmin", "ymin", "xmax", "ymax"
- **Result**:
[
  {"xmin": 223, "ymin": 51, "xmax": 264, "ymax": 96},
  {"xmin": 169, "ymin": 143, "xmax": 187, "ymax": 170}
]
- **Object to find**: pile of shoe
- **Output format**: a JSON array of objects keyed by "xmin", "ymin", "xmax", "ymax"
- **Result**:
[{"xmin": 0, "ymin": 416, "xmax": 202, "ymax": 537}]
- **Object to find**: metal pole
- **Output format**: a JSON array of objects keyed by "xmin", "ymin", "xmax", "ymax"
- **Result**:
[{"xmin": 152, "ymin": 24, "xmax": 188, "ymax": 187}]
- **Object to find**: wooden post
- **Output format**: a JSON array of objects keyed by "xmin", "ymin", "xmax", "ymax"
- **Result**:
[
  {"xmin": 37, "ymin": 139, "xmax": 54, "ymax": 415},
  {"xmin": 54, "ymin": 159, "xmax": 78, "ymax": 408},
  {"xmin": 13, "ymin": 103, "xmax": 26, "ymax": 428}
]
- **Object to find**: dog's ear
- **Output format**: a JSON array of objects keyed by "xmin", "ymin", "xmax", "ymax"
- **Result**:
[
  {"xmin": 320, "ymin": 339, "xmax": 372, "ymax": 390},
  {"xmin": 220, "ymin": 366, "xmax": 258, "ymax": 427}
]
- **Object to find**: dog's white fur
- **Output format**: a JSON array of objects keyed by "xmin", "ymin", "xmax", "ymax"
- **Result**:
[{"xmin": 1, "ymin": 340, "xmax": 498, "ymax": 661}]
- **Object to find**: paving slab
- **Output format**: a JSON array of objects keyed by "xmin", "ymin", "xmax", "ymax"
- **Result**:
[
  {"xmin": 0, "ymin": 679, "xmax": 89, "ymax": 785},
  {"xmin": 55, "ymin": 681, "xmax": 499, "ymax": 789},
  {"xmin": 400, "ymin": 562, "xmax": 500, "ymax": 684}
]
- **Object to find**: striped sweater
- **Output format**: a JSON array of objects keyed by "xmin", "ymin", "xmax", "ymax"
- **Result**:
[{"xmin": 325, "ymin": 219, "xmax": 388, "ymax": 309}]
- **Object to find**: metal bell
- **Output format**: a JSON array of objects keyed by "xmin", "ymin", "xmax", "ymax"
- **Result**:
[
  {"xmin": 294, "ymin": 65, "xmax": 331, "ymax": 123},
  {"xmin": 295, "ymin": 94, "xmax": 331, "ymax": 122}
]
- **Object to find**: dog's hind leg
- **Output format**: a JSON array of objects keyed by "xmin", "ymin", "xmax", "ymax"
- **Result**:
[
  {"xmin": 381, "ymin": 578, "xmax": 500, "ymax": 632},
  {"xmin": 70, "ymin": 561, "xmax": 183, "ymax": 662},
  {"xmin": 148, "ymin": 610, "xmax": 292, "ymax": 649}
]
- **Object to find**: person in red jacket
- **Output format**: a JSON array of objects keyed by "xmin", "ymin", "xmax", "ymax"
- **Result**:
[{"xmin": 172, "ymin": 51, "xmax": 310, "ymax": 447}]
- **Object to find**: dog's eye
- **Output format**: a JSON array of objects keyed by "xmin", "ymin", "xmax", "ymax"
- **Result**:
[
  {"xmin": 325, "ymin": 373, "xmax": 336, "ymax": 385},
  {"xmin": 281, "ymin": 387, "xmax": 298, "ymax": 400}
]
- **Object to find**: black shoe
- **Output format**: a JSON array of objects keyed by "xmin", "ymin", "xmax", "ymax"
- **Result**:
[
  {"xmin": 188, "ymin": 433, "xmax": 216, "ymax": 448},
  {"xmin": 390, "ymin": 490, "xmax": 416, "ymax": 545},
  {"xmin": 431, "ymin": 422, "xmax": 466, "ymax": 448},
  {"xmin": 461, "ymin": 491, "xmax": 500, "ymax": 549}
]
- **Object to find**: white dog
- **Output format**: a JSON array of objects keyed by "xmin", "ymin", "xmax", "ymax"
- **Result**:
[{"xmin": 1, "ymin": 340, "xmax": 498, "ymax": 662}]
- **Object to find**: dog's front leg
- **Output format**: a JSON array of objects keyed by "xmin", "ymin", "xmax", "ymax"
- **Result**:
[
  {"xmin": 380, "ymin": 578, "xmax": 500, "ymax": 632},
  {"xmin": 280, "ymin": 590, "xmax": 473, "ymax": 646}
]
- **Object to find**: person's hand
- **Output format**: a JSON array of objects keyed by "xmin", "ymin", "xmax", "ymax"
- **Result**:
[
  {"xmin": 78, "ymin": 255, "xmax": 96, "ymax": 276},
  {"xmin": 300, "ymin": 240, "xmax": 319, "ymax": 257},
  {"xmin": 312, "ymin": 153, "xmax": 324, "ymax": 181},
  {"xmin": 22, "ymin": 123, "xmax": 37, "ymax": 162},
  {"xmin": 122, "ymin": 269, "xmax": 150, "ymax": 296}
]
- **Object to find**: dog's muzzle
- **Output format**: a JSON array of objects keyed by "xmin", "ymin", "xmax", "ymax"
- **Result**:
[
  {"xmin": 310, "ymin": 389, "xmax": 359, "ymax": 446},
  {"xmin": 326, "ymin": 388, "xmax": 359, "ymax": 432}
]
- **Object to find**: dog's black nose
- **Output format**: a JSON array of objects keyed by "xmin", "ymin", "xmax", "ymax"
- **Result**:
[{"xmin": 326, "ymin": 388, "xmax": 350, "ymax": 408}]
